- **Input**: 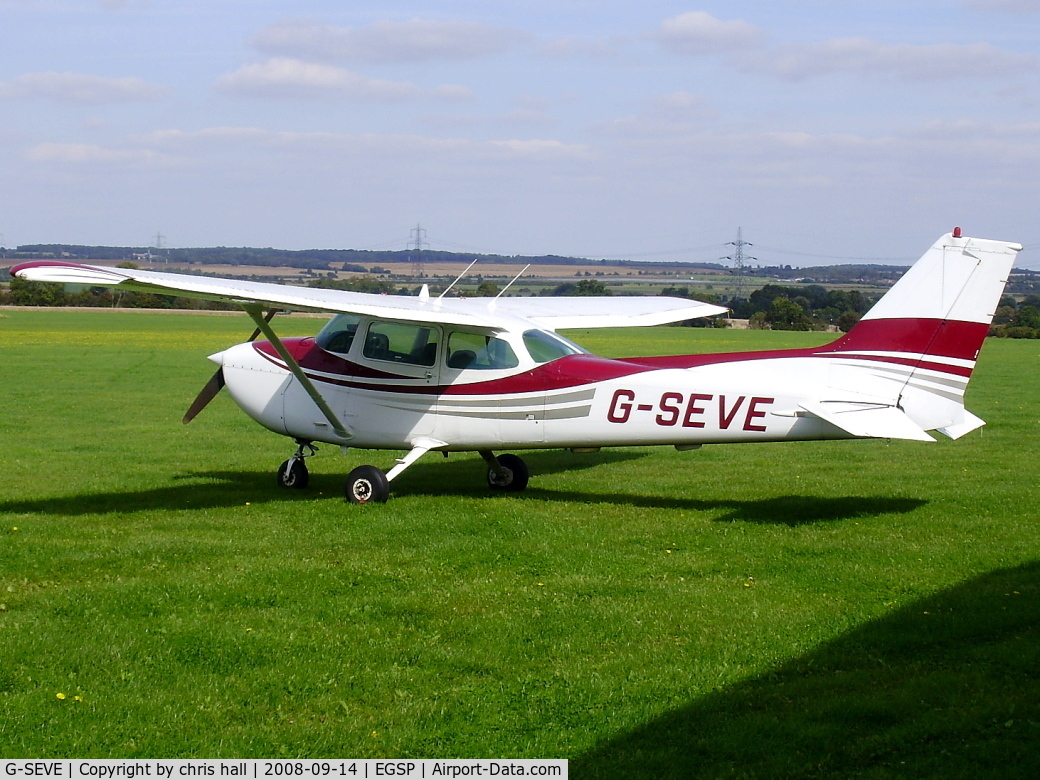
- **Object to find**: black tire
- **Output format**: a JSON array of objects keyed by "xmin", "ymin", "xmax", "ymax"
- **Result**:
[
  {"xmin": 277, "ymin": 458, "xmax": 309, "ymax": 489},
  {"xmin": 487, "ymin": 453, "xmax": 529, "ymax": 492},
  {"xmin": 345, "ymin": 465, "xmax": 390, "ymax": 504}
]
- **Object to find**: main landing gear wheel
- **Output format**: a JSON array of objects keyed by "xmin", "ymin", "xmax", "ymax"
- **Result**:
[
  {"xmin": 487, "ymin": 453, "xmax": 529, "ymax": 492},
  {"xmin": 277, "ymin": 458, "xmax": 309, "ymax": 489},
  {"xmin": 345, "ymin": 465, "xmax": 390, "ymax": 504}
]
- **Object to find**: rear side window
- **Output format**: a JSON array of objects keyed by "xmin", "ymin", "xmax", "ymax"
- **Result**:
[{"xmin": 446, "ymin": 331, "xmax": 519, "ymax": 370}]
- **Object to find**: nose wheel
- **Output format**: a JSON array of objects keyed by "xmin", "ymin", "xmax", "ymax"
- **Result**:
[{"xmin": 277, "ymin": 441, "xmax": 316, "ymax": 489}]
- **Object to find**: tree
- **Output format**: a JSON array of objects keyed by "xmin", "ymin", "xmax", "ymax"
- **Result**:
[
  {"xmin": 551, "ymin": 279, "xmax": 611, "ymax": 296},
  {"xmin": 308, "ymin": 276, "xmax": 397, "ymax": 294},
  {"xmin": 1014, "ymin": 305, "xmax": 1040, "ymax": 330},
  {"xmin": 8, "ymin": 277, "xmax": 66, "ymax": 306},
  {"xmin": 575, "ymin": 278, "xmax": 611, "ymax": 296},
  {"xmin": 836, "ymin": 310, "xmax": 861, "ymax": 333},
  {"xmin": 766, "ymin": 296, "xmax": 813, "ymax": 331}
]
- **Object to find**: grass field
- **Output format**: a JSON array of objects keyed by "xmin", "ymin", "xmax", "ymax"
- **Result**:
[{"xmin": 1, "ymin": 308, "xmax": 1038, "ymax": 776}]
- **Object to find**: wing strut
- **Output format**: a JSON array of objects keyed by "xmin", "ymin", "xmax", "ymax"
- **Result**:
[{"xmin": 241, "ymin": 304, "xmax": 352, "ymax": 441}]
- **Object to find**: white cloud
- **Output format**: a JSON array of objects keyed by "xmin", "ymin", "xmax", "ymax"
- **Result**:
[
  {"xmin": 213, "ymin": 58, "xmax": 420, "ymax": 101},
  {"xmin": 484, "ymin": 138, "xmax": 591, "ymax": 161},
  {"xmin": 433, "ymin": 84, "xmax": 477, "ymax": 102},
  {"xmin": 652, "ymin": 12, "xmax": 1036, "ymax": 82},
  {"xmin": 251, "ymin": 17, "xmax": 529, "ymax": 64},
  {"xmin": 592, "ymin": 91, "xmax": 717, "ymax": 139},
  {"xmin": 649, "ymin": 91, "xmax": 717, "ymax": 120},
  {"xmin": 130, "ymin": 126, "xmax": 590, "ymax": 163},
  {"xmin": 26, "ymin": 142, "xmax": 162, "ymax": 164},
  {"xmin": 653, "ymin": 11, "xmax": 766, "ymax": 56},
  {"xmin": 494, "ymin": 109, "xmax": 555, "ymax": 128},
  {"xmin": 0, "ymin": 72, "xmax": 165, "ymax": 103},
  {"xmin": 738, "ymin": 37, "xmax": 1038, "ymax": 81},
  {"xmin": 962, "ymin": 0, "xmax": 1040, "ymax": 13},
  {"xmin": 539, "ymin": 36, "xmax": 629, "ymax": 59}
]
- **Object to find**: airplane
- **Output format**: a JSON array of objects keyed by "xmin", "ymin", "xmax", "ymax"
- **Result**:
[{"xmin": 10, "ymin": 229, "xmax": 1021, "ymax": 503}]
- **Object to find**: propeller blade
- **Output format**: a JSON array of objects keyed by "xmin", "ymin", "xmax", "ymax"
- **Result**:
[
  {"xmin": 181, "ymin": 309, "xmax": 278, "ymax": 424},
  {"xmin": 182, "ymin": 367, "xmax": 225, "ymax": 424}
]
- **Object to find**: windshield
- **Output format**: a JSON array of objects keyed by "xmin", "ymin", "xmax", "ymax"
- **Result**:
[
  {"xmin": 315, "ymin": 314, "xmax": 361, "ymax": 354},
  {"xmin": 523, "ymin": 329, "xmax": 587, "ymax": 364}
]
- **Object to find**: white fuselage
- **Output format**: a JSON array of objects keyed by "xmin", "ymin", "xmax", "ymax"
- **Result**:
[{"xmin": 216, "ymin": 317, "xmax": 948, "ymax": 454}]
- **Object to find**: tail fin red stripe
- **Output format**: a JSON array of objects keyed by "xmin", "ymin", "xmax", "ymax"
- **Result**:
[{"xmin": 821, "ymin": 318, "xmax": 989, "ymax": 363}]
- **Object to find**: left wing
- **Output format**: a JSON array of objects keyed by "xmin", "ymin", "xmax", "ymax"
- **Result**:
[{"xmin": 10, "ymin": 261, "xmax": 727, "ymax": 329}]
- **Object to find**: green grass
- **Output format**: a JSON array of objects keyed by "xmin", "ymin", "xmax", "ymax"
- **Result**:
[{"xmin": 1, "ymin": 309, "xmax": 1038, "ymax": 775}]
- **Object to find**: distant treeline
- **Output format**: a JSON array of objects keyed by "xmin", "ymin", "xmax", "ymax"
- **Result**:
[
  {"xmin": 990, "ymin": 296, "xmax": 1040, "ymax": 339},
  {"xmin": 759, "ymin": 264, "xmax": 910, "ymax": 287},
  {"xmin": 0, "ymin": 276, "xmax": 236, "ymax": 310},
  {"xmin": 6, "ymin": 244, "xmax": 727, "ymax": 273},
  {"xmin": 661, "ymin": 283, "xmax": 874, "ymax": 332}
]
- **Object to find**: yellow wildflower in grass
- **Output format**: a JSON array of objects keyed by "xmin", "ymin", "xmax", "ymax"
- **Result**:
[{"xmin": 56, "ymin": 693, "xmax": 66, "ymax": 700}]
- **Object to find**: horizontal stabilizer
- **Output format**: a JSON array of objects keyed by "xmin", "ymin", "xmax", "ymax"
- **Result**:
[
  {"xmin": 800, "ymin": 401, "xmax": 935, "ymax": 442},
  {"xmin": 935, "ymin": 409, "xmax": 986, "ymax": 440}
]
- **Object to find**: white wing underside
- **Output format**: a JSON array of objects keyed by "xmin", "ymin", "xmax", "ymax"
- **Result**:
[{"xmin": 13, "ymin": 262, "xmax": 728, "ymax": 330}]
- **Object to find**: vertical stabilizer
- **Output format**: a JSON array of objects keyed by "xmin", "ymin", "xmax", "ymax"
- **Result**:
[{"xmin": 817, "ymin": 231, "xmax": 1021, "ymax": 433}]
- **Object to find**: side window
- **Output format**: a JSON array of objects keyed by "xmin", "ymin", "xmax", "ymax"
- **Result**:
[
  {"xmin": 446, "ymin": 331, "xmax": 519, "ymax": 370},
  {"xmin": 363, "ymin": 321, "xmax": 439, "ymax": 366},
  {"xmin": 315, "ymin": 314, "xmax": 361, "ymax": 354}
]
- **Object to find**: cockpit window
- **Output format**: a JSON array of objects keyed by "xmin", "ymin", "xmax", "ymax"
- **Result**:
[
  {"xmin": 523, "ymin": 329, "xmax": 587, "ymax": 364},
  {"xmin": 316, "ymin": 313, "xmax": 361, "ymax": 354},
  {"xmin": 446, "ymin": 331, "xmax": 520, "ymax": 370},
  {"xmin": 363, "ymin": 321, "xmax": 439, "ymax": 366}
]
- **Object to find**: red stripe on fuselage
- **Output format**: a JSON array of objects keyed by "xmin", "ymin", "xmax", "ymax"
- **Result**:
[{"xmin": 252, "ymin": 317, "xmax": 982, "ymax": 395}]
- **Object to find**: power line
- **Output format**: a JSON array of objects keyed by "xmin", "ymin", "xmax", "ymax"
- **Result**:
[
  {"xmin": 753, "ymin": 243, "xmax": 914, "ymax": 264},
  {"xmin": 723, "ymin": 227, "xmax": 756, "ymax": 299},
  {"xmin": 409, "ymin": 224, "xmax": 428, "ymax": 279}
]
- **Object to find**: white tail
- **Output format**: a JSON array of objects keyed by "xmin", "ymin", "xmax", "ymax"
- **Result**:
[{"xmin": 814, "ymin": 231, "xmax": 1021, "ymax": 438}]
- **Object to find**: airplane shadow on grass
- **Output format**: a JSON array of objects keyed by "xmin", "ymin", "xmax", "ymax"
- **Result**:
[
  {"xmin": 2, "ymin": 450, "xmax": 924, "ymax": 523},
  {"xmin": 573, "ymin": 560, "xmax": 1040, "ymax": 779}
]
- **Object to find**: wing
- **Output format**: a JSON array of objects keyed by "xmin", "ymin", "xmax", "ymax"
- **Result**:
[
  {"xmin": 10, "ymin": 261, "xmax": 728, "ymax": 329},
  {"xmin": 481, "ymin": 295, "xmax": 728, "ymax": 329}
]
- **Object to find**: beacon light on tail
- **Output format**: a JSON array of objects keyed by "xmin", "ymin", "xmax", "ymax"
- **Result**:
[{"xmin": 12, "ymin": 230, "xmax": 1021, "ymax": 503}]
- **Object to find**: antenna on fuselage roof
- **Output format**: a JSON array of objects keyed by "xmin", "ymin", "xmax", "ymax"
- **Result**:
[
  {"xmin": 495, "ymin": 264, "xmax": 531, "ymax": 299},
  {"xmin": 438, "ymin": 258, "xmax": 479, "ymax": 299}
]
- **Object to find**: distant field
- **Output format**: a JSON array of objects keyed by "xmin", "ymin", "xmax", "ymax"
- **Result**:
[
  {"xmin": 1, "ymin": 309, "xmax": 1037, "ymax": 775},
  {"xmin": 129, "ymin": 259, "xmax": 879, "ymax": 299}
]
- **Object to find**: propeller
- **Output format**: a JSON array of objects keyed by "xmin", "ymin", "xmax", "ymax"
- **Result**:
[{"xmin": 182, "ymin": 309, "xmax": 277, "ymax": 424}]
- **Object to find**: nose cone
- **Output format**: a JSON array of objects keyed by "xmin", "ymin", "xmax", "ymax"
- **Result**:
[
  {"xmin": 219, "ymin": 341, "xmax": 290, "ymax": 436},
  {"xmin": 208, "ymin": 350, "xmax": 226, "ymax": 366}
]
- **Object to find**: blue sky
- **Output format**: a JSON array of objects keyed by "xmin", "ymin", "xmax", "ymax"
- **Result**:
[{"xmin": 3, "ymin": 1, "xmax": 1040, "ymax": 266}]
